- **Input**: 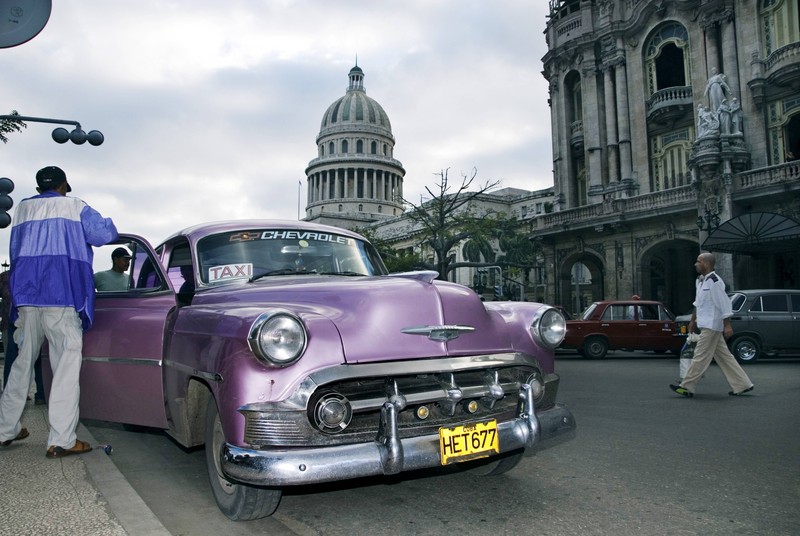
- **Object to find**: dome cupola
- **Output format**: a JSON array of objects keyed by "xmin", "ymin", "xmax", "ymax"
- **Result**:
[{"xmin": 304, "ymin": 64, "xmax": 405, "ymax": 229}]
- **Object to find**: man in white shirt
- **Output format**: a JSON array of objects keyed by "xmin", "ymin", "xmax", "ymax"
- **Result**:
[
  {"xmin": 670, "ymin": 252, "xmax": 754, "ymax": 397},
  {"xmin": 94, "ymin": 247, "xmax": 131, "ymax": 291}
]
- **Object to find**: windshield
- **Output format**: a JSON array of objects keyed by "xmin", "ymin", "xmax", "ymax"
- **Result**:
[{"xmin": 195, "ymin": 229, "xmax": 388, "ymax": 285}]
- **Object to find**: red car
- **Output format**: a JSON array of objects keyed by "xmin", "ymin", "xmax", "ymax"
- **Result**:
[{"xmin": 561, "ymin": 299, "xmax": 683, "ymax": 358}]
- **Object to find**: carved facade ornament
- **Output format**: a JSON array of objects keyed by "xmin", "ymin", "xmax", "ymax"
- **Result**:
[
  {"xmin": 699, "ymin": 8, "xmax": 734, "ymax": 29},
  {"xmin": 598, "ymin": 0, "xmax": 615, "ymax": 17}
]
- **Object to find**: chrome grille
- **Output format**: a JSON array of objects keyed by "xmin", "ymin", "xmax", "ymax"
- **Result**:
[{"xmin": 243, "ymin": 364, "xmax": 546, "ymax": 447}]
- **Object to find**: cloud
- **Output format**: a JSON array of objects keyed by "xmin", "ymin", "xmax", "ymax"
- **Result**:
[{"xmin": 0, "ymin": 0, "xmax": 552, "ymax": 260}]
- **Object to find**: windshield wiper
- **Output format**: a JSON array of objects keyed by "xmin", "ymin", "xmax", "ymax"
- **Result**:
[
  {"xmin": 250, "ymin": 268, "xmax": 299, "ymax": 282},
  {"xmin": 251, "ymin": 269, "xmax": 367, "ymax": 282}
]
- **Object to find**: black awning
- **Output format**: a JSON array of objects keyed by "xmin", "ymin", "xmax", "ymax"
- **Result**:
[{"xmin": 702, "ymin": 212, "xmax": 800, "ymax": 255}]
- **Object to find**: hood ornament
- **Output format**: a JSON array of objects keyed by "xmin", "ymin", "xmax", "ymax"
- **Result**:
[{"xmin": 401, "ymin": 325, "xmax": 475, "ymax": 342}]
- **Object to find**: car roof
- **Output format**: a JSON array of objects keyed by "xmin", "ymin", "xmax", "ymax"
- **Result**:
[
  {"xmin": 591, "ymin": 300, "xmax": 666, "ymax": 305},
  {"xmin": 730, "ymin": 289, "xmax": 800, "ymax": 295},
  {"xmin": 158, "ymin": 219, "xmax": 368, "ymax": 247}
]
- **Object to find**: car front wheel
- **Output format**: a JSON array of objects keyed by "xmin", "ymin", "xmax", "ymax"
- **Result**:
[
  {"xmin": 731, "ymin": 336, "xmax": 760, "ymax": 364},
  {"xmin": 205, "ymin": 396, "xmax": 282, "ymax": 521},
  {"xmin": 583, "ymin": 336, "xmax": 608, "ymax": 359}
]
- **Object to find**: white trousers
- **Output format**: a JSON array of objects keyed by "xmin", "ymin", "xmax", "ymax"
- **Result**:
[
  {"xmin": 681, "ymin": 327, "xmax": 753, "ymax": 394},
  {"xmin": 0, "ymin": 307, "xmax": 83, "ymax": 448}
]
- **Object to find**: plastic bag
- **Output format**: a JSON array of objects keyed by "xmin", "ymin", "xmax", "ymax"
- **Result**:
[{"xmin": 679, "ymin": 333, "xmax": 699, "ymax": 381}]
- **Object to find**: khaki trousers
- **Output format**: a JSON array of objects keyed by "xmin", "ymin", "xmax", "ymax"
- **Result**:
[
  {"xmin": 0, "ymin": 307, "xmax": 83, "ymax": 448},
  {"xmin": 681, "ymin": 328, "xmax": 753, "ymax": 394}
]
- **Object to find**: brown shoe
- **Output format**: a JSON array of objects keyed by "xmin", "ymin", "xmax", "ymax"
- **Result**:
[
  {"xmin": 46, "ymin": 439, "xmax": 92, "ymax": 459},
  {"xmin": 0, "ymin": 428, "xmax": 29, "ymax": 447}
]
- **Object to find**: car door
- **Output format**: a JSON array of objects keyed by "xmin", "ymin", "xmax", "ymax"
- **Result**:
[
  {"xmin": 79, "ymin": 234, "xmax": 176, "ymax": 428},
  {"xmin": 634, "ymin": 303, "xmax": 677, "ymax": 351},
  {"xmin": 748, "ymin": 293, "xmax": 792, "ymax": 352},
  {"xmin": 792, "ymin": 294, "xmax": 800, "ymax": 351},
  {"xmin": 600, "ymin": 303, "xmax": 637, "ymax": 349}
]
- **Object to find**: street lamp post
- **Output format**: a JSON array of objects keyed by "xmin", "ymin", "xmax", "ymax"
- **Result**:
[{"xmin": 0, "ymin": 114, "xmax": 104, "ymax": 146}]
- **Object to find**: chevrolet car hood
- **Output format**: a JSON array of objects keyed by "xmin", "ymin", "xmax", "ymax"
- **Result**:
[{"xmin": 198, "ymin": 273, "xmax": 509, "ymax": 364}]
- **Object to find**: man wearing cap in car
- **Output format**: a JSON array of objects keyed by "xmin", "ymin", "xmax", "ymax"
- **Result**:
[
  {"xmin": 0, "ymin": 166, "xmax": 118, "ymax": 459},
  {"xmin": 94, "ymin": 247, "xmax": 132, "ymax": 291}
]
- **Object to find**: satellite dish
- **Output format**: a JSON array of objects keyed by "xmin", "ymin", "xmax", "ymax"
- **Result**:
[{"xmin": 0, "ymin": 0, "xmax": 52, "ymax": 49}]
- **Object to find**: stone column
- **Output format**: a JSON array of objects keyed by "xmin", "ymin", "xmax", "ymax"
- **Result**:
[
  {"xmin": 704, "ymin": 22, "xmax": 721, "ymax": 74},
  {"xmin": 343, "ymin": 168, "xmax": 349, "ymax": 198},
  {"xmin": 603, "ymin": 66, "xmax": 620, "ymax": 183},
  {"xmin": 720, "ymin": 16, "xmax": 740, "ymax": 97},
  {"xmin": 582, "ymin": 59, "xmax": 604, "ymax": 202},
  {"xmin": 614, "ymin": 56, "xmax": 633, "ymax": 182}
]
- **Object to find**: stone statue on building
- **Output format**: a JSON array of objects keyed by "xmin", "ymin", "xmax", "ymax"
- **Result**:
[
  {"xmin": 730, "ymin": 97, "xmax": 743, "ymax": 136},
  {"xmin": 697, "ymin": 104, "xmax": 719, "ymax": 139},
  {"xmin": 718, "ymin": 99, "xmax": 732, "ymax": 135},
  {"xmin": 704, "ymin": 68, "xmax": 731, "ymax": 114}
]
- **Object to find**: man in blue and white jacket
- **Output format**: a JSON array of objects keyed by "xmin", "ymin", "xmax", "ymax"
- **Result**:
[{"xmin": 0, "ymin": 166, "xmax": 118, "ymax": 458}]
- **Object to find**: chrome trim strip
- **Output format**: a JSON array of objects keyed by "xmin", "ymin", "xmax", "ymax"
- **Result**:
[
  {"xmin": 239, "ymin": 352, "xmax": 538, "ymax": 413},
  {"xmin": 82, "ymin": 356, "xmax": 161, "ymax": 367},
  {"xmin": 163, "ymin": 359, "xmax": 223, "ymax": 383}
]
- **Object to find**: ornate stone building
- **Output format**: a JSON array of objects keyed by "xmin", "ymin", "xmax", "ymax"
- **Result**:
[
  {"xmin": 539, "ymin": 0, "xmax": 800, "ymax": 315},
  {"xmin": 304, "ymin": 65, "xmax": 406, "ymax": 229}
]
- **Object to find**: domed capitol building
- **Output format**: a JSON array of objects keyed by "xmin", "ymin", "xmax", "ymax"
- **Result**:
[
  {"xmin": 304, "ymin": 0, "xmax": 800, "ymax": 315},
  {"xmin": 303, "ymin": 65, "xmax": 406, "ymax": 227}
]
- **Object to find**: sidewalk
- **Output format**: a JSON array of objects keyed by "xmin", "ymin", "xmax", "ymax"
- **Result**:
[{"xmin": 0, "ymin": 399, "xmax": 171, "ymax": 535}]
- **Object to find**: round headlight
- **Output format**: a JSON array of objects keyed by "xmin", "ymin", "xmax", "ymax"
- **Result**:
[
  {"xmin": 249, "ymin": 313, "xmax": 307, "ymax": 366},
  {"xmin": 531, "ymin": 307, "xmax": 567, "ymax": 349}
]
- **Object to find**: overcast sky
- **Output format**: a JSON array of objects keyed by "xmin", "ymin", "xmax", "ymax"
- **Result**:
[{"xmin": 1, "ymin": 1, "xmax": 553, "ymax": 259}]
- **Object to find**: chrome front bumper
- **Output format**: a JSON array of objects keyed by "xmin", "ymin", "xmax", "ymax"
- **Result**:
[{"xmin": 221, "ymin": 384, "xmax": 576, "ymax": 487}]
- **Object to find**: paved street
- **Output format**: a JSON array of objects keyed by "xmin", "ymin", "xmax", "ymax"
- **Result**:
[{"xmin": 85, "ymin": 352, "xmax": 800, "ymax": 536}]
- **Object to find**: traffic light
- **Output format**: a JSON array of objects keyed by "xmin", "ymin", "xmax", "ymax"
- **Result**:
[
  {"xmin": 494, "ymin": 285, "xmax": 502, "ymax": 299},
  {"xmin": 0, "ymin": 177, "xmax": 14, "ymax": 229}
]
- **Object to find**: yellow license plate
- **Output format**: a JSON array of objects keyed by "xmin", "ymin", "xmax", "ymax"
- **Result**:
[{"xmin": 438, "ymin": 420, "xmax": 499, "ymax": 465}]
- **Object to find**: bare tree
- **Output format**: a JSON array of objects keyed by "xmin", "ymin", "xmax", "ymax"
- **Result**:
[
  {"xmin": 0, "ymin": 111, "xmax": 26, "ymax": 144},
  {"xmin": 404, "ymin": 168, "xmax": 500, "ymax": 279},
  {"xmin": 360, "ymin": 227, "xmax": 422, "ymax": 273}
]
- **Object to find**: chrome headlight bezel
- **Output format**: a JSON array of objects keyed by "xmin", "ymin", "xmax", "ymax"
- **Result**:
[
  {"xmin": 530, "ymin": 306, "xmax": 567, "ymax": 349},
  {"xmin": 248, "ymin": 311, "xmax": 307, "ymax": 367}
]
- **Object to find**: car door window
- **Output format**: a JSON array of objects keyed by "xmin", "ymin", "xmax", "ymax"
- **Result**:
[
  {"xmin": 761, "ymin": 294, "xmax": 789, "ymax": 312},
  {"xmin": 791, "ymin": 294, "xmax": 800, "ymax": 312},
  {"xmin": 602, "ymin": 305, "xmax": 630, "ymax": 320},
  {"xmin": 166, "ymin": 241, "xmax": 196, "ymax": 306},
  {"xmin": 94, "ymin": 240, "xmax": 165, "ymax": 293}
]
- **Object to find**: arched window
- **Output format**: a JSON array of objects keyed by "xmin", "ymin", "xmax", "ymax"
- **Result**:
[
  {"xmin": 650, "ymin": 131, "xmax": 692, "ymax": 191},
  {"xmin": 329, "ymin": 142, "xmax": 335, "ymax": 154},
  {"xmin": 378, "ymin": 205, "xmax": 382, "ymax": 213},
  {"xmin": 319, "ymin": 145, "xmax": 324, "ymax": 157},
  {"xmin": 760, "ymin": 0, "xmax": 800, "ymax": 55},
  {"xmin": 358, "ymin": 204, "xmax": 363, "ymax": 212},
  {"xmin": 371, "ymin": 141, "xmax": 377, "ymax": 154},
  {"xmin": 338, "ymin": 204, "xmax": 343, "ymax": 212},
  {"xmin": 644, "ymin": 22, "xmax": 690, "ymax": 95},
  {"xmin": 356, "ymin": 140, "xmax": 364, "ymax": 153},
  {"xmin": 342, "ymin": 140, "xmax": 349, "ymax": 153}
]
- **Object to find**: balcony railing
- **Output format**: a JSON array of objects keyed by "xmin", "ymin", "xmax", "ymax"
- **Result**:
[
  {"xmin": 763, "ymin": 41, "xmax": 800, "ymax": 72},
  {"xmin": 646, "ymin": 86, "xmax": 693, "ymax": 121},
  {"xmin": 736, "ymin": 160, "xmax": 800, "ymax": 190},
  {"xmin": 535, "ymin": 185, "xmax": 696, "ymax": 231},
  {"xmin": 534, "ymin": 161, "xmax": 800, "ymax": 233}
]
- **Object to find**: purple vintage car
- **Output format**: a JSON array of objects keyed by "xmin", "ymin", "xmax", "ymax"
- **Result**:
[{"xmin": 53, "ymin": 220, "xmax": 575, "ymax": 520}]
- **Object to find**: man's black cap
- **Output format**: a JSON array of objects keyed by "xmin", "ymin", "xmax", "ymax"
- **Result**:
[
  {"xmin": 36, "ymin": 166, "xmax": 72, "ymax": 192},
  {"xmin": 111, "ymin": 247, "xmax": 132, "ymax": 259}
]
